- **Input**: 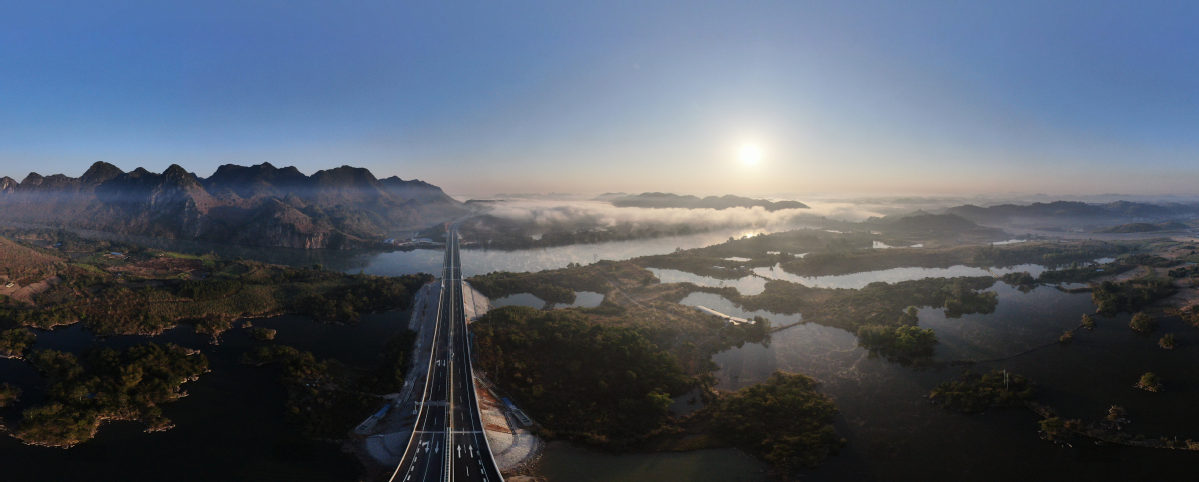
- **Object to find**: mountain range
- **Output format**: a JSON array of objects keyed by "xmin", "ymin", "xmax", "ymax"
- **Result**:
[
  {"xmin": 0, "ymin": 162, "xmax": 466, "ymax": 249},
  {"xmin": 945, "ymin": 201, "xmax": 1199, "ymax": 228}
]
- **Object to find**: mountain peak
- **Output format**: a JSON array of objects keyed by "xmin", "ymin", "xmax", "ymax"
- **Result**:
[
  {"xmin": 21, "ymin": 172, "xmax": 44, "ymax": 186},
  {"xmin": 164, "ymin": 164, "xmax": 190, "ymax": 178},
  {"xmin": 82, "ymin": 161, "xmax": 124, "ymax": 185},
  {"xmin": 312, "ymin": 165, "xmax": 380, "ymax": 186}
]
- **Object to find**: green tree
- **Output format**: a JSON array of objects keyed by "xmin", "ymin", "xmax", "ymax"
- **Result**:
[
  {"xmin": 1129, "ymin": 312, "xmax": 1156, "ymax": 334},
  {"xmin": 710, "ymin": 372, "xmax": 844, "ymax": 472},
  {"xmin": 1136, "ymin": 372, "xmax": 1162, "ymax": 392}
]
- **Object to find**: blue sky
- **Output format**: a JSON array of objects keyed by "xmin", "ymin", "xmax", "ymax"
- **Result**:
[{"xmin": 1, "ymin": 1, "xmax": 1197, "ymax": 196}]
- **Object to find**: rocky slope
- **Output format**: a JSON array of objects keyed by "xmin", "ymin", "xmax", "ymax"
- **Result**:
[{"xmin": 0, "ymin": 162, "xmax": 467, "ymax": 249}]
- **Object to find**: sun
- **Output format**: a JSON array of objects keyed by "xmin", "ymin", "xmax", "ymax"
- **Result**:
[{"xmin": 738, "ymin": 143, "xmax": 763, "ymax": 166}]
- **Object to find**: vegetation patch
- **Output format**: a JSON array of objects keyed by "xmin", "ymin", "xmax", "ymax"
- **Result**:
[
  {"xmin": 0, "ymin": 328, "xmax": 36, "ymax": 358},
  {"xmin": 1129, "ymin": 312, "xmax": 1157, "ymax": 334},
  {"xmin": 473, "ymin": 306, "xmax": 689, "ymax": 446},
  {"xmin": 780, "ymin": 241, "xmax": 1128, "ymax": 277},
  {"xmin": 243, "ymin": 330, "xmax": 418, "ymax": 439},
  {"xmin": 708, "ymin": 371, "xmax": 844, "ymax": 473},
  {"xmin": 1092, "ymin": 278, "xmax": 1176, "ymax": 316},
  {"xmin": 248, "ymin": 326, "xmax": 278, "ymax": 341},
  {"xmin": 13, "ymin": 343, "xmax": 208, "ymax": 448},
  {"xmin": 0, "ymin": 233, "xmax": 431, "ymax": 335},
  {"xmin": 928, "ymin": 370, "xmax": 1035, "ymax": 413},
  {"xmin": 0, "ymin": 383, "xmax": 20, "ymax": 407},
  {"xmin": 469, "ymin": 261, "xmax": 647, "ymax": 305},
  {"xmin": 1136, "ymin": 372, "xmax": 1163, "ymax": 392}
]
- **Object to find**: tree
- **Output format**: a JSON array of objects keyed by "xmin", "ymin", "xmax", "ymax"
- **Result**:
[
  {"xmin": 1136, "ymin": 372, "xmax": 1162, "ymax": 392},
  {"xmin": 1129, "ymin": 312, "xmax": 1156, "ymax": 334},
  {"xmin": 1039, "ymin": 417, "xmax": 1081, "ymax": 441},
  {"xmin": 1159, "ymin": 333, "xmax": 1176, "ymax": 350},
  {"xmin": 1058, "ymin": 330, "xmax": 1075, "ymax": 344},
  {"xmin": 710, "ymin": 372, "xmax": 844, "ymax": 472},
  {"xmin": 1081, "ymin": 314, "xmax": 1096, "ymax": 330},
  {"xmin": 0, "ymin": 383, "xmax": 20, "ymax": 407}
]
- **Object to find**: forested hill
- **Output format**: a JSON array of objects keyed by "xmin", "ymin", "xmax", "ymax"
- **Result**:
[
  {"xmin": 607, "ymin": 192, "xmax": 809, "ymax": 211},
  {"xmin": 945, "ymin": 201, "xmax": 1199, "ymax": 227},
  {"xmin": 0, "ymin": 162, "xmax": 467, "ymax": 249}
]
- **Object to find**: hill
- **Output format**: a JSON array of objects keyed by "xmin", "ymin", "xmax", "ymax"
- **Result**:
[
  {"xmin": 946, "ymin": 201, "xmax": 1199, "ymax": 227},
  {"xmin": 608, "ymin": 192, "xmax": 809, "ymax": 211},
  {"xmin": 1097, "ymin": 221, "xmax": 1190, "ymax": 233},
  {"xmin": 0, "ymin": 162, "xmax": 467, "ymax": 249}
]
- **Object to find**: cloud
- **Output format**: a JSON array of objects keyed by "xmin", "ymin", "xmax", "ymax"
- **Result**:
[
  {"xmin": 475, "ymin": 195, "xmax": 982, "ymax": 229},
  {"xmin": 481, "ymin": 198, "xmax": 815, "ymax": 229}
]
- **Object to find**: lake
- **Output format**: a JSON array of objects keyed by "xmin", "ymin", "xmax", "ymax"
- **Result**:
[
  {"xmin": 704, "ymin": 283, "xmax": 1199, "ymax": 480},
  {"xmin": 0, "ymin": 309, "xmax": 415, "ymax": 481}
]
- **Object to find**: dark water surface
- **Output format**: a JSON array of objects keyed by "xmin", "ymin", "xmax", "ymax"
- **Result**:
[
  {"xmin": 0, "ymin": 310, "xmax": 413, "ymax": 481},
  {"xmin": 706, "ymin": 284, "xmax": 1199, "ymax": 480}
]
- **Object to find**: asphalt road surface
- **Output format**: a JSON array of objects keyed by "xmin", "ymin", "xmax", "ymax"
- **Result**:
[{"xmin": 390, "ymin": 227, "xmax": 503, "ymax": 482}]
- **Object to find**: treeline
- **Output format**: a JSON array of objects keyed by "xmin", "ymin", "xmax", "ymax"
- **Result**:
[
  {"xmin": 292, "ymin": 274, "xmax": 431, "ymax": 323},
  {"xmin": 780, "ymin": 241, "xmax": 1129, "ymax": 277},
  {"xmin": 690, "ymin": 229, "xmax": 871, "ymax": 261},
  {"xmin": 0, "ymin": 383, "xmax": 20, "ymax": 407},
  {"xmin": 454, "ymin": 216, "xmax": 712, "ymax": 250},
  {"xmin": 857, "ymin": 323, "xmax": 937, "ymax": 362},
  {"xmin": 472, "ymin": 306, "xmax": 689, "ymax": 446},
  {"xmin": 708, "ymin": 372, "xmax": 844, "ymax": 473},
  {"xmin": 0, "ymin": 328, "xmax": 35, "ymax": 358},
  {"xmin": 0, "ymin": 235, "xmax": 64, "ymax": 285},
  {"xmin": 242, "ymin": 331, "xmax": 418, "ymax": 438},
  {"xmin": 1092, "ymin": 278, "xmax": 1176, "ymax": 315},
  {"xmin": 635, "ymin": 254, "xmax": 757, "ymax": 280},
  {"xmin": 928, "ymin": 370, "xmax": 1035, "ymax": 413},
  {"xmin": 0, "ymin": 251, "xmax": 431, "ymax": 335},
  {"xmin": 630, "ymin": 229, "xmax": 870, "ymax": 279},
  {"xmin": 467, "ymin": 261, "xmax": 638, "ymax": 305},
  {"xmin": 14, "ymin": 343, "xmax": 208, "ymax": 447}
]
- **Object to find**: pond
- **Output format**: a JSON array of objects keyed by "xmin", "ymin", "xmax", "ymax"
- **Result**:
[
  {"xmin": 550, "ymin": 291, "xmax": 605, "ymax": 309},
  {"xmin": 489, "ymin": 292, "xmax": 547, "ymax": 309},
  {"xmin": 647, "ymin": 268, "xmax": 768, "ymax": 295},
  {"xmin": 486, "ymin": 291, "xmax": 606, "ymax": 310}
]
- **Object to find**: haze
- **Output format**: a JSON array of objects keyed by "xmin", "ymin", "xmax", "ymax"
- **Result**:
[{"xmin": 2, "ymin": 1, "xmax": 1198, "ymax": 197}]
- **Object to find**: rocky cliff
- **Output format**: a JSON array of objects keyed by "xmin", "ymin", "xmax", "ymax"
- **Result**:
[{"xmin": 0, "ymin": 162, "xmax": 467, "ymax": 249}]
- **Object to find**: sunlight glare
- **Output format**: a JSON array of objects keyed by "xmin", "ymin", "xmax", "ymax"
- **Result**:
[{"xmin": 738, "ymin": 143, "xmax": 763, "ymax": 167}]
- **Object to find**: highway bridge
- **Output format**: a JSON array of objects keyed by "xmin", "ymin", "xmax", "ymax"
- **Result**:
[{"xmin": 389, "ymin": 226, "xmax": 503, "ymax": 482}]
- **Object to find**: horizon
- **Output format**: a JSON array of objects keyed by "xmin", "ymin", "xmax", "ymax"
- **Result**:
[
  {"xmin": 6, "ymin": 160, "xmax": 1199, "ymax": 204},
  {"xmin": 3, "ymin": 2, "xmax": 1199, "ymax": 196}
]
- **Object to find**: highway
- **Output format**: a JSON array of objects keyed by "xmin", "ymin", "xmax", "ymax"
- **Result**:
[{"xmin": 389, "ymin": 226, "xmax": 503, "ymax": 482}]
